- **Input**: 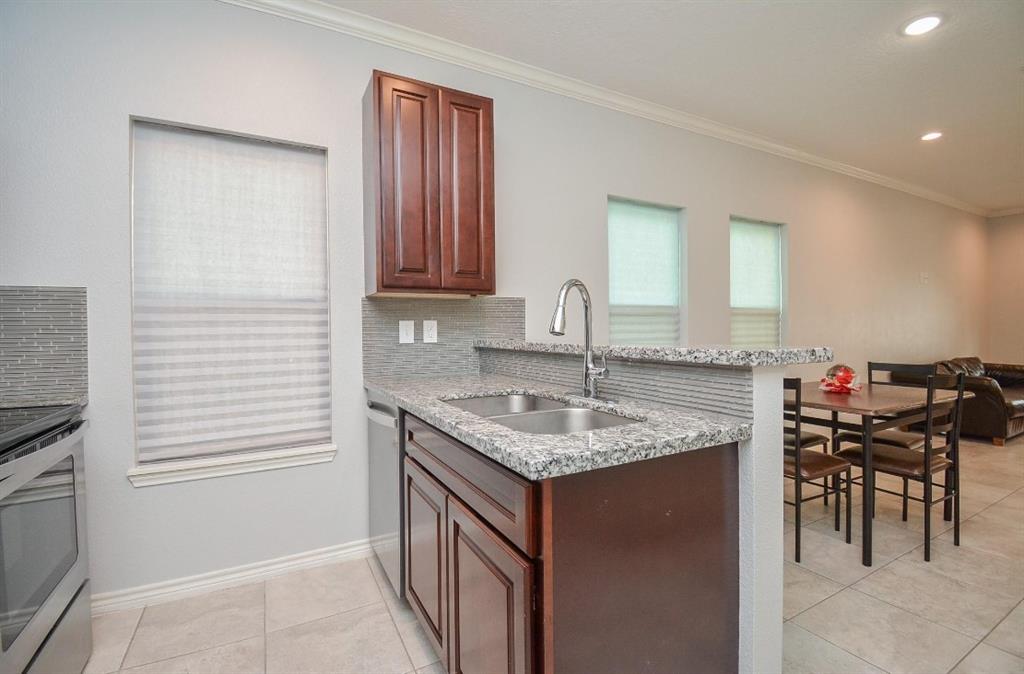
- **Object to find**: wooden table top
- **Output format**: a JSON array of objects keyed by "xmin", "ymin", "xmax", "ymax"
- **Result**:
[{"xmin": 792, "ymin": 382, "xmax": 966, "ymax": 417}]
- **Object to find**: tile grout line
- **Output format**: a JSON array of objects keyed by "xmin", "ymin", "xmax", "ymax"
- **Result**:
[
  {"xmin": 119, "ymin": 633, "xmax": 263, "ymax": 672},
  {"xmin": 264, "ymin": 597, "xmax": 387, "ymax": 636},
  {"xmin": 944, "ymin": 597, "xmax": 1024, "ymax": 674},
  {"xmin": 118, "ymin": 585, "xmax": 266, "ymax": 670},
  {"xmin": 846, "ymin": 580, "xmax": 990, "ymax": 643},
  {"xmin": 785, "ymin": 550, "xmax": 903, "ymax": 674},
  {"xmin": 784, "ymin": 620, "xmax": 892, "ymax": 674},
  {"xmin": 368, "ymin": 559, "xmax": 421, "ymax": 671},
  {"xmin": 116, "ymin": 605, "xmax": 145, "ymax": 672}
]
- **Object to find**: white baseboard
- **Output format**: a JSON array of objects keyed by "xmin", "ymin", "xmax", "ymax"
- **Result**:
[{"xmin": 91, "ymin": 538, "xmax": 373, "ymax": 615}]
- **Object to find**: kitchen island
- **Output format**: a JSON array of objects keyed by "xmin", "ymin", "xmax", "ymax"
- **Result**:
[{"xmin": 366, "ymin": 339, "xmax": 831, "ymax": 674}]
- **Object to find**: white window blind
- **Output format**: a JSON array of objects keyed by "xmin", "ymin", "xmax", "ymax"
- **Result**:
[
  {"xmin": 730, "ymin": 218, "xmax": 783, "ymax": 348},
  {"xmin": 607, "ymin": 198, "xmax": 683, "ymax": 346},
  {"xmin": 131, "ymin": 121, "xmax": 330, "ymax": 464}
]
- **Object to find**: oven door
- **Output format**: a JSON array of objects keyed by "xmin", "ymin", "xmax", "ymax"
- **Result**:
[{"xmin": 0, "ymin": 421, "xmax": 89, "ymax": 673}]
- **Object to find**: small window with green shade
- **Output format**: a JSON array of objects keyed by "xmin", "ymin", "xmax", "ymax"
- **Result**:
[
  {"xmin": 607, "ymin": 198, "xmax": 684, "ymax": 346},
  {"xmin": 730, "ymin": 217, "xmax": 784, "ymax": 348}
]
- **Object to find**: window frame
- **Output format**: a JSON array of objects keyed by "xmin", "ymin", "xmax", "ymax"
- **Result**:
[
  {"xmin": 728, "ymin": 215, "xmax": 787, "ymax": 349},
  {"xmin": 606, "ymin": 195, "xmax": 687, "ymax": 347},
  {"xmin": 126, "ymin": 116, "xmax": 334, "ymax": 487}
]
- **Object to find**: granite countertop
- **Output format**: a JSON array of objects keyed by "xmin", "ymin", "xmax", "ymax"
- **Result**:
[
  {"xmin": 475, "ymin": 338, "xmax": 833, "ymax": 368},
  {"xmin": 365, "ymin": 373, "xmax": 751, "ymax": 480}
]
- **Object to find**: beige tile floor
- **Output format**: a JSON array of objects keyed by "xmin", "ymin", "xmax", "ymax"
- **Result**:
[
  {"xmin": 785, "ymin": 435, "xmax": 1024, "ymax": 674},
  {"xmin": 84, "ymin": 555, "xmax": 439, "ymax": 674},
  {"xmin": 85, "ymin": 435, "xmax": 1022, "ymax": 674}
]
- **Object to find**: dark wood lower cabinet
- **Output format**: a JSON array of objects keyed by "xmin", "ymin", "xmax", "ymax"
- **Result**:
[
  {"xmin": 448, "ymin": 496, "xmax": 533, "ymax": 674},
  {"xmin": 402, "ymin": 414, "xmax": 739, "ymax": 674},
  {"xmin": 404, "ymin": 457, "xmax": 448, "ymax": 666}
]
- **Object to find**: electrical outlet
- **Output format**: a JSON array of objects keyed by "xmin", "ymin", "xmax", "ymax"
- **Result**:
[
  {"xmin": 423, "ymin": 320, "xmax": 438, "ymax": 343},
  {"xmin": 919, "ymin": 271, "xmax": 930, "ymax": 285},
  {"xmin": 399, "ymin": 320, "xmax": 415, "ymax": 344}
]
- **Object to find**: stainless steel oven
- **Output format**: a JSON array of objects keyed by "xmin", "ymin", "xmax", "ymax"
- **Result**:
[{"xmin": 0, "ymin": 414, "xmax": 91, "ymax": 674}]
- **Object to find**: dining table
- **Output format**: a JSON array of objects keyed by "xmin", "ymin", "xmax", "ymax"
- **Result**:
[{"xmin": 787, "ymin": 382, "xmax": 969, "ymax": 566}]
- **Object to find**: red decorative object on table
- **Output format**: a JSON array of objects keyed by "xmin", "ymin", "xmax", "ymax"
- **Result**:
[{"xmin": 820, "ymin": 364, "xmax": 862, "ymax": 393}]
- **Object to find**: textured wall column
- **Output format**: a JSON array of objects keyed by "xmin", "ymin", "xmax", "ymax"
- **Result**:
[{"xmin": 738, "ymin": 366, "xmax": 784, "ymax": 673}]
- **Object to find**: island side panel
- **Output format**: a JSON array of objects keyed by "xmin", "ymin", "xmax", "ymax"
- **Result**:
[
  {"xmin": 739, "ymin": 366, "xmax": 785, "ymax": 674},
  {"xmin": 539, "ymin": 442, "xmax": 739, "ymax": 674}
]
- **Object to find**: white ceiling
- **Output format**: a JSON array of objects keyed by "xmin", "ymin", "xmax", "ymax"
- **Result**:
[{"xmin": 324, "ymin": 0, "xmax": 1024, "ymax": 215}]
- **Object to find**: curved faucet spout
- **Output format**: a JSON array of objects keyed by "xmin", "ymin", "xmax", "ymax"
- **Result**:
[{"xmin": 548, "ymin": 279, "xmax": 606, "ymax": 397}]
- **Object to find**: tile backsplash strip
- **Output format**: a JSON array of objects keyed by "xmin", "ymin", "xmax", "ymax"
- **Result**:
[
  {"xmin": 362, "ymin": 297, "xmax": 525, "ymax": 378},
  {"xmin": 0, "ymin": 286, "xmax": 88, "ymax": 407},
  {"xmin": 479, "ymin": 347, "xmax": 753, "ymax": 419}
]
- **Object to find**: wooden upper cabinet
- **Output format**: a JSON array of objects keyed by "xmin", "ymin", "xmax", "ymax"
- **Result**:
[
  {"xmin": 439, "ymin": 89, "xmax": 495, "ymax": 293},
  {"xmin": 375, "ymin": 74, "xmax": 441, "ymax": 290},
  {"xmin": 365, "ymin": 71, "xmax": 495, "ymax": 295}
]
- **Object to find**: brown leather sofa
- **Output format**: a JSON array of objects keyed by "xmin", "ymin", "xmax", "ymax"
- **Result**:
[{"xmin": 935, "ymin": 357, "xmax": 1024, "ymax": 445}]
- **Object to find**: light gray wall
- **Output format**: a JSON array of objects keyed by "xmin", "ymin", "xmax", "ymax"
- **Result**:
[
  {"xmin": 0, "ymin": 0, "xmax": 990, "ymax": 593},
  {"xmin": 985, "ymin": 213, "xmax": 1024, "ymax": 363}
]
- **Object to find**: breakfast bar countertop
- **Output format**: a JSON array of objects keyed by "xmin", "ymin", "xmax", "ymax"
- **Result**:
[
  {"xmin": 364, "ymin": 373, "xmax": 752, "ymax": 480},
  {"xmin": 474, "ymin": 338, "xmax": 833, "ymax": 368}
]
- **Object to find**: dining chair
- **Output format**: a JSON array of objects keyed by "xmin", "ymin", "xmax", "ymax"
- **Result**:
[
  {"xmin": 834, "ymin": 362, "xmax": 946, "ymax": 519},
  {"xmin": 784, "ymin": 378, "xmax": 853, "ymax": 562},
  {"xmin": 835, "ymin": 373, "xmax": 966, "ymax": 561},
  {"xmin": 785, "ymin": 388, "xmax": 831, "ymax": 503}
]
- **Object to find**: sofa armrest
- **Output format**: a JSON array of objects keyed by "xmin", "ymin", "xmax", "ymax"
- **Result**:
[
  {"xmin": 957, "ymin": 375, "xmax": 1011, "ymax": 438},
  {"xmin": 984, "ymin": 363, "xmax": 1024, "ymax": 388}
]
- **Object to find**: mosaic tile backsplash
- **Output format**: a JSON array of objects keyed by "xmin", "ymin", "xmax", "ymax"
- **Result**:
[
  {"xmin": 0, "ymin": 286, "xmax": 88, "ymax": 407},
  {"xmin": 479, "ymin": 347, "xmax": 753, "ymax": 419},
  {"xmin": 362, "ymin": 297, "xmax": 526, "ymax": 378}
]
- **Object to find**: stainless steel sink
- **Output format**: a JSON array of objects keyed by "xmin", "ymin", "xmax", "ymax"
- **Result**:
[
  {"xmin": 446, "ymin": 394, "xmax": 568, "ymax": 417},
  {"xmin": 488, "ymin": 408, "xmax": 638, "ymax": 435}
]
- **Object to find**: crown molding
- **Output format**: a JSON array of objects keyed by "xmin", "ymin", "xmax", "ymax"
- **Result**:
[
  {"xmin": 220, "ymin": 0, "xmax": 996, "ymax": 217},
  {"xmin": 987, "ymin": 207, "xmax": 1024, "ymax": 219}
]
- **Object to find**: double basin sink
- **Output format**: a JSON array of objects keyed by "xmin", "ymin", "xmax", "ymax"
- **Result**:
[{"xmin": 446, "ymin": 394, "xmax": 638, "ymax": 435}]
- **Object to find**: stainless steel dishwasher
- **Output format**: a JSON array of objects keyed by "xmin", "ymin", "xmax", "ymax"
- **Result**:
[{"xmin": 366, "ymin": 390, "xmax": 403, "ymax": 598}]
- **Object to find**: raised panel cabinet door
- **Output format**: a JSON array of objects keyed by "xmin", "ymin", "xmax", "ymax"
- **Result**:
[
  {"xmin": 404, "ymin": 457, "xmax": 448, "ymax": 665},
  {"xmin": 377, "ymin": 74, "xmax": 442, "ymax": 289},
  {"xmin": 447, "ymin": 496, "xmax": 533, "ymax": 674},
  {"xmin": 439, "ymin": 89, "xmax": 495, "ymax": 293}
]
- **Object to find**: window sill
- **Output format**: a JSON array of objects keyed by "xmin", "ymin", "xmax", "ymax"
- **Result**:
[{"xmin": 126, "ymin": 443, "xmax": 337, "ymax": 488}]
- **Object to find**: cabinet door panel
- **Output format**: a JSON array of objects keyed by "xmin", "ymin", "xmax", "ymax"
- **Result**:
[
  {"xmin": 448, "ymin": 497, "xmax": 533, "ymax": 674},
  {"xmin": 404, "ymin": 457, "xmax": 447, "ymax": 664},
  {"xmin": 439, "ymin": 89, "xmax": 494, "ymax": 293},
  {"xmin": 378, "ymin": 74, "xmax": 441, "ymax": 288}
]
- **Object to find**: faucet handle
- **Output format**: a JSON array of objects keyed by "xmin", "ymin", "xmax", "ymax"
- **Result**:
[{"xmin": 592, "ymin": 352, "xmax": 609, "ymax": 379}]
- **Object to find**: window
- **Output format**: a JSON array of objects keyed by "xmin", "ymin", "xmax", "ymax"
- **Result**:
[
  {"xmin": 130, "ymin": 120, "xmax": 330, "ymax": 471},
  {"xmin": 607, "ymin": 198, "xmax": 684, "ymax": 346},
  {"xmin": 730, "ymin": 217, "xmax": 783, "ymax": 348}
]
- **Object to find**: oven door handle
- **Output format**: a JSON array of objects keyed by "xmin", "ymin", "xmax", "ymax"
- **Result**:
[{"xmin": 0, "ymin": 421, "xmax": 88, "ymax": 496}]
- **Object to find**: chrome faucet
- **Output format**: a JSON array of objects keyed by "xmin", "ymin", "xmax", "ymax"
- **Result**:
[{"xmin": 548, "ymin": 279, "xmax": 608, "ymax": 398}]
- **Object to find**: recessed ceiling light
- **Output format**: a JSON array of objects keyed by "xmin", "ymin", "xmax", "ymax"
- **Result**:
[
  {"xmin": 903, "ymin": 15, "xmax": 942, "ymax": 36},
  {"xmin": 921, "ymin": 131, "xmax": 943, "ymax": 141}
]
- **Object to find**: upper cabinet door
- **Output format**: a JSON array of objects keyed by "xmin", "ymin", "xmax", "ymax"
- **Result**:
[
  {"xmin": 377, "ymin": 74, "xmax": 442, "ymax": 289},
  {"xmin": 439, "ymin": 89, "xmax": 495, "ymax": 293}
]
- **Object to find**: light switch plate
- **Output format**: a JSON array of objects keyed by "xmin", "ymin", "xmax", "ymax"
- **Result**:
[
  {"xmin": 399, "ymin": 320, "xmax": 415, "ymax": 344},
  {"xmin": 423, "ymin": 320, "xmax": 438, "ymax": 343}
]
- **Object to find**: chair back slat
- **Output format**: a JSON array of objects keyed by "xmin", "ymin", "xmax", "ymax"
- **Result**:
[
  {"xmin": 784, "ymin": 378, "xmax": 802, "ymax": 474},
  {"xmin": 868, "ymin": 361, "xmax": 936, "ymax": 387}
]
